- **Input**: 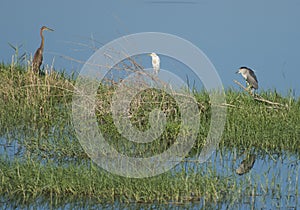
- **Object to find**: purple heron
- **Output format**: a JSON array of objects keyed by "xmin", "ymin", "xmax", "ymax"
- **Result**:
[{"xmin": 32, "ymin": 26, "xmax": 54, "ymax": 73}]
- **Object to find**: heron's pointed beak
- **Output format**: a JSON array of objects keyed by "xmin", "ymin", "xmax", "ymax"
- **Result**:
[
  {"xmin": 46, "ymin": 27, "xmax": 54, "ymax": 32},
  {"xmin": 235, "ymin": 70, "xmax": 240, "ymax": 74}
]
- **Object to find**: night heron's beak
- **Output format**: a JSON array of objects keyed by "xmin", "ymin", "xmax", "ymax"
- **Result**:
[{"xmin": 235, "ymin": 70, "xmax": 240, "ymax": 74}]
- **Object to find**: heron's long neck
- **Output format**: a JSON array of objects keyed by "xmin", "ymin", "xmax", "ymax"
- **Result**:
[{"xmin": 39, "ymin": 29, "xmax": 45, "ymax": 51}]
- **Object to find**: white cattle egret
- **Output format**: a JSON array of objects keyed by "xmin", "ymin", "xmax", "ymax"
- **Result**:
[{"xmin": 149, "ymin": 53, "xmax": 160, "ymax": 75}]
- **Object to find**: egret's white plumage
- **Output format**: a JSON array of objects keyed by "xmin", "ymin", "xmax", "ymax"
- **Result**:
[{"xmin": 149, "ymin": 53, "xmax": 160, "ymax": 75}]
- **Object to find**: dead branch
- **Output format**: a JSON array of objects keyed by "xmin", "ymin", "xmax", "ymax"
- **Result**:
[
  {"xmin": 253, "ymin": 95, "xmax": 285, "ymax": 107},
  {"xmin": 233, "ymin": 80, "xmax": 253, "ymax": 95},
  {"xmin": 233, "ymin": 79, "xmax": 286, "ymax": 107}
]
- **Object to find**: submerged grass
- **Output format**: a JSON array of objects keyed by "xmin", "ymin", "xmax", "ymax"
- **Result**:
[
  {"xmin": 0, "ymin": 63, "xmax": 299, "ymax": 206},
  {"xmin": 0, "ymin": 159, "xmax": 231, "ymax": 207}
]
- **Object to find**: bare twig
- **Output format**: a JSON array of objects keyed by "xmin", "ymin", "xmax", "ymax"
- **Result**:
[
  {"xmin": 253, "ymin": 95, "xmax": 285, "ymax": 107},
  {"xmin": 221, "ymin": 103, "xmax": 236, "ymax": 108},
  {"xmin": 233, "ymin": 80, "xmax": 253, "ymax": 95},
  {"xmin": 233, "ymin": 79, "xmax": 286, "ymax": 108}
]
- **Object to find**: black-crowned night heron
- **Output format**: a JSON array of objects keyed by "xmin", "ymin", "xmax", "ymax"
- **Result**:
[
  {"xmin": 236, "ymin": 66, "xmax": 258, "ymax": 90},
  {"xmin": 149, "ymin": 53, "xmax": 160, "ymax": 75}
]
